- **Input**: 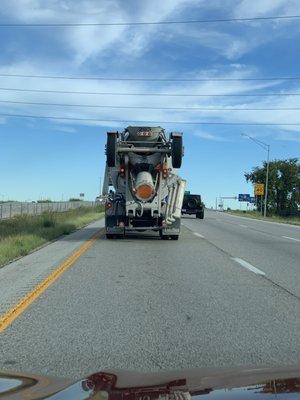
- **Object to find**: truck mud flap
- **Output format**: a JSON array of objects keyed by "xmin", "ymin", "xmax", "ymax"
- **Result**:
[
  {"xmin": 161, "ymin": 217, "xmax": 180, "ymax": 239},
  {"xmin": 105, "ymin": 215, "xmax": 125, "ymax": 236}
]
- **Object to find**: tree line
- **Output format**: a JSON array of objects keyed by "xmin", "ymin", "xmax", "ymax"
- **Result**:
[{"xmin": 245, "ymin": 158, "xmax": 300, "ymax": 216}]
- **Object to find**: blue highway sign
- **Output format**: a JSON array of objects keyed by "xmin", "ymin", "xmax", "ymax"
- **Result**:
[{"xmin": 238, "ymin": 193, "xmax": 251, "ymax": 202}]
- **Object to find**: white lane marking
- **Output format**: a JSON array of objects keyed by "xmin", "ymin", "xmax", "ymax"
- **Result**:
[
  {"xmin": 239, "ymin": 224, "xmax": 248, "ymax": 228},
  {"xmin": 193, "ymin": 232, "xmax": 205, "ymax": 238},
  {"xmin": 282, "ymin": 236, "xmax": 300, "ymax": 242},
  {"xmin": 232, "ymin": 257, "xmax": 266, "ymax": 276}
]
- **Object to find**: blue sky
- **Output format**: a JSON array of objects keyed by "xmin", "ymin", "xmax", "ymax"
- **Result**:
[{"xmin": 0, "ymin": 0, "xmax": 300, "ymax": 208}]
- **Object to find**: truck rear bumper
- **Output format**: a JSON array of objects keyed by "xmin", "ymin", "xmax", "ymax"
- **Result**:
[
  {"xmin": 182, "ymin": 210, "xmax": 198, "ymax": 215},
  {"xmin": 105, "ymin": 212, "xmax": 181, "ymax": 234},
  {"xmin": 106, "ymin": 223, "xmax": 125, "ymax": 234},
  {"xmin": 124, "ymin": 226, "xmax": 160, "ymax": 231}
]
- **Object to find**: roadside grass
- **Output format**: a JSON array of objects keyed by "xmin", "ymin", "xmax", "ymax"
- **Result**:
[
  {"xmin": 0, "ymin": 206, "xmax": 104, "ymax": 267},
  {"xmin": 227, "ymin": 210, "xmax": 300, "ymax": 226}
]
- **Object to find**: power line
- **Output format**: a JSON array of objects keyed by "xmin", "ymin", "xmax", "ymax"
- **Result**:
[
  {"xmin": 1, "ymin": 99, "xmax": 300, "ymax": 111},
  {"xmin": 1, "ymin": 112, "xmax": 300, "ymax": 125},
  {"xmin": 0, "ymin": 87, "xmax": 300, "ymax": 97},
  {"xmin": 1, "ymin": 73, "xmax": 300, "ymax": 82},
  {"xmin": 0, "ymin": 14, "xmax": 299, "ymax": 27}
]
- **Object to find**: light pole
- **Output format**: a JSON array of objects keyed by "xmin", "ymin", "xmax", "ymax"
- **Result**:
[{"xmin": 241, "ymin": 133, "xmax": 270, "ymax": 218}]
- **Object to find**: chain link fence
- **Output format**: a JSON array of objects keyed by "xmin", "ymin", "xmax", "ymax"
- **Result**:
[{"xmin": 0, "ymin": 201, "xmax": 97, "ymax": 220}]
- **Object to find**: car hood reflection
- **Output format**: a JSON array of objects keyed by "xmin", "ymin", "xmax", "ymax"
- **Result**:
[{"xmin": 0, "ymin": 366, "xmax": 300, "ymax": 399}]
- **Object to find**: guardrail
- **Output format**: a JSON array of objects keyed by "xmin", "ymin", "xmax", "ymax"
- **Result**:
[{"xmin": 0, "ymin": 201, "xmax": 97, "ymax": 220}]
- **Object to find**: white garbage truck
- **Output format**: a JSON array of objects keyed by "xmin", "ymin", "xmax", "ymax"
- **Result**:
[{"xmin": 102, "ymin": 126, "xmax": 186, "ymax": 239}]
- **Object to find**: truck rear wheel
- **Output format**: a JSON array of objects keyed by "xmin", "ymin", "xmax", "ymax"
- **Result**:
[
  {"xmin": 114, "ymin": 233, "xmax": 125, "ymax": 239},
  {"xmin": 171, "ymin": 135, "xmax": 183, "ymax": 168},
  {"xmin": 170, "ymin": 235, "xmax": 179, "ymax": 240},
  {"xmin": 107, "ymin": 132, "xmax": 117, "ymax": 167},
  {"xmin": 196, "ymin": 211, "xmax": 204, "ymax": 219},
  {"xmin": 160, "ymin": 230, "xmax": 169, "ymax": 240},
  {"xmin": 161, "ymin": 235, "xmax": 179, "ymax": 240},
  {"xmin": 160, "ymin": 232, "xmax": 179, "ymax": 240}
]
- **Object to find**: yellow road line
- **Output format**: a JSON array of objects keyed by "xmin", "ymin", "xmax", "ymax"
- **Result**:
[{"xmin": 0, "ymin": 230, "xmax": 103, "ymax": 333}]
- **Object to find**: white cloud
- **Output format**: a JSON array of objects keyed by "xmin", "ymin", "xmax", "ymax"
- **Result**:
[
  {"xmin": 0, "ymin": 2, "xmax": 300, "ymax": 141},
  {"xmin": 1, "ymin": 60, "xmax": 299, "ymax": 141},
  {"xmin": 54, "ymin": 125, "xmax": 77, "ymax": 133},
  {"xmin": 0, "ymin": 0, "xmax": 126, "ymax": 64},
  {"xmin": 0, "ymin": 0, "xmax": 200, "ymax": 64},
  {"xmin": 170, "ymin": 0, "xmax": 300, "ymax": 60},
  {"xmin": 174, "ymin": 26, "xmax": 251, "ymax": 60},
  {"xmin": 234, "ymin": 0, "xmax": 300, "ymax": 18},
  {"xmin": 1, "ymin": 0, "xmax": 300, "ymax": 64},
  {"xmin": 194, "ymin": 131, "xmax": 228, "ymax": 141}
]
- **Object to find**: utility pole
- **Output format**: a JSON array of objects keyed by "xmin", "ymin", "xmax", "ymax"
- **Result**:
[
  {"xmin": 241, "ymin": 133, "xmax": 270, "ymax": 218},
  {"xmin": 264, "ymin": 144, "xmax": 270, "ymax": 218}
]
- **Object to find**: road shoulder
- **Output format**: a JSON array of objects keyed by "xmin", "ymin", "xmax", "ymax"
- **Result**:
[
  {"xmin": 0, "ymin": 218, "xmax": 104, "ymax": 316},
  {"xmin": 223, "ymin": 212, "xmax": 300, "ymax": 229}
]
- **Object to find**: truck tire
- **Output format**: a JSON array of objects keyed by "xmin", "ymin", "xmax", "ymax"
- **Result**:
[
  {"xmin": 160, "ymin": 230, "xmax": 169, "ymax": 240},
  {"xmin": 115, "ymin": 232, "xmax": 125, "ymax": 239},
  {"xmin": 196, "ymin": 211, "xmax": 204, "ymax": 219},
  {"xmin": 107, "ymin": 132, "xmax": 117, "ymax": 167},
  {"xmin": 187, "ymin": 198, "xmax": 197, "ymax": 208},
  {"xmin": 106, "ymin": 233, "xmax": 115, "ymax": 239},
  {"xmin": 171, "ymin": 135, "xmax": 183, "ymax": 168},
  {"xmin": 160, "ymin": 232, "xmax": 179, "ymax": 240}
]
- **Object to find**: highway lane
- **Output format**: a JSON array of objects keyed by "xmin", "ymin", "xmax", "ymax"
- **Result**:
[
  {"xmin": 213, "ymin": 212, "xmax": 300, "ymax": 243},
  {"xmin": 182, "ymin": 211, "xmax": 300, "ymax": 297},
  {"xmin": 0, "ymin": 213, "xmax": 299, "ymax": 380}
]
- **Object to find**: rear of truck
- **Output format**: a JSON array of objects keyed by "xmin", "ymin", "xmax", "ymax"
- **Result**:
[{"xmin": 102, "ymin": 126, "xmax": 186, "ymax": 239}]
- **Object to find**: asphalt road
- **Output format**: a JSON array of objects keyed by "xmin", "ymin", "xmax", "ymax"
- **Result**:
[{"xmin": 0, "ymin": 211, "xmax": 299, "ymax": 380}]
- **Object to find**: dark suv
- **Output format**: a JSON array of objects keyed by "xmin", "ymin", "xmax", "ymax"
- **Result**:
[{"xmin": 182, "ymin": 193, "xmax": 204, "ymax": 219}]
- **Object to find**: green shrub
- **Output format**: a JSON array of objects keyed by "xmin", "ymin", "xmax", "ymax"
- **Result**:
[
  {"xmin": 0, "ymin": 206, "xmax": 104, "ymax": 266},
  {"xmin": 42, "ymin": 213, "xmax": 56, "ymax": 228}
]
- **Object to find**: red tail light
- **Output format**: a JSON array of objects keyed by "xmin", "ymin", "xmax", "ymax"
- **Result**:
[
  {"xmin": 119, "ymin": 165, "xmax": 126, "ymax": 177},
  {"xmin": 106, "ymin": 201, "xmax": 113, "ymax": 209}
]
